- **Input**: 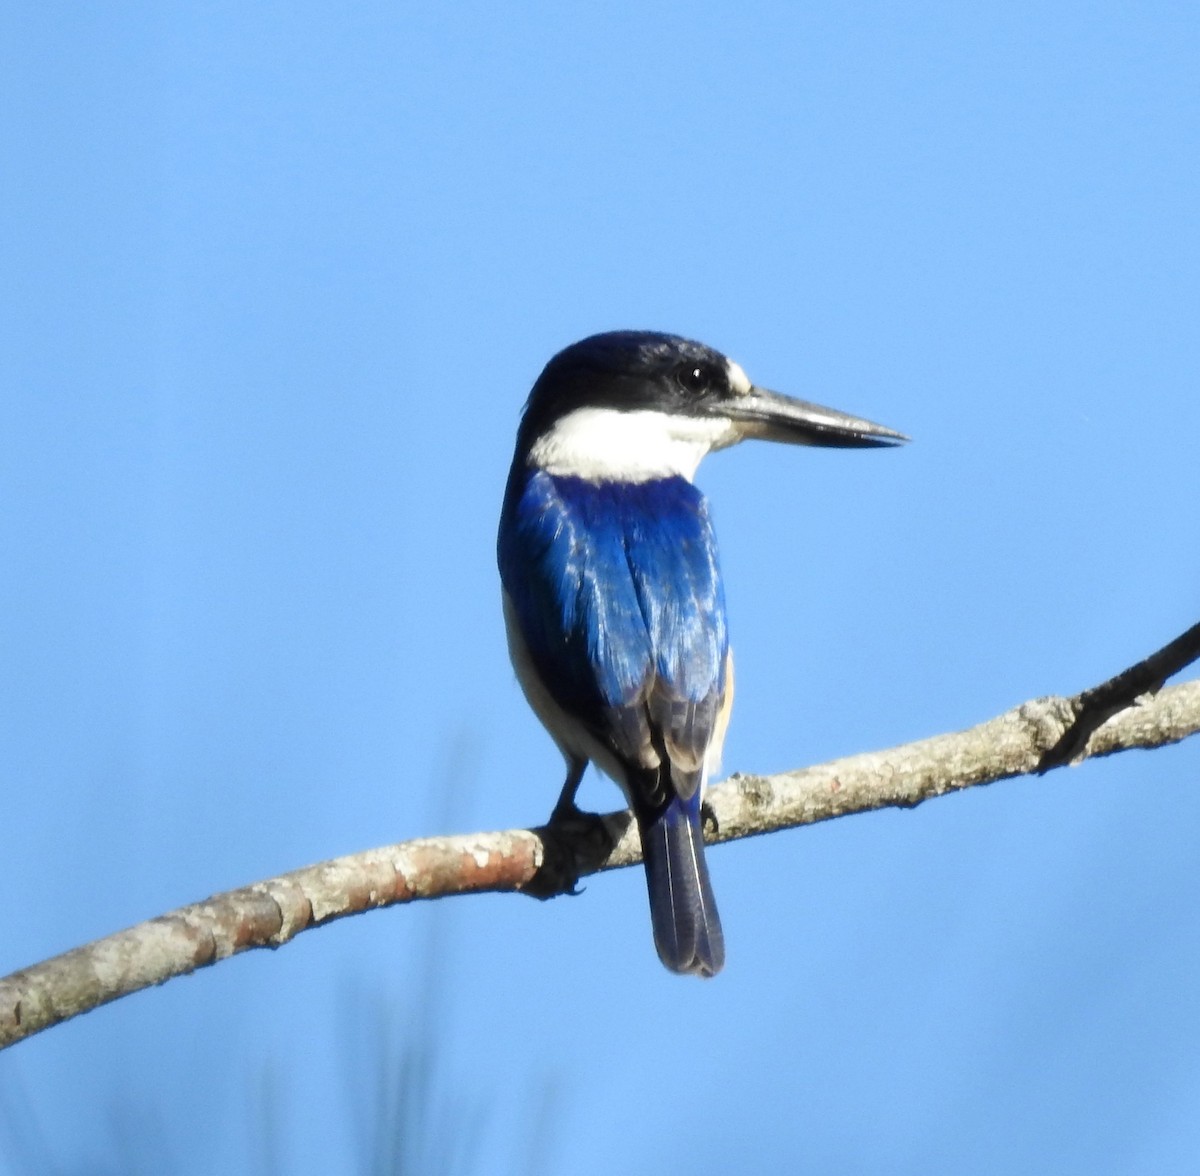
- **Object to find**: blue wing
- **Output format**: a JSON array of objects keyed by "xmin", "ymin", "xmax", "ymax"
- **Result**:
[{"xmin": 499, "ymin": 470, "xmax": 729, "ymax": 794}]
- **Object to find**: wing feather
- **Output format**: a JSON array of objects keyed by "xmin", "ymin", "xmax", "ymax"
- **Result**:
[{"xmin": 499, "ymin": 470, "xmax": 729, "ymax": 813}]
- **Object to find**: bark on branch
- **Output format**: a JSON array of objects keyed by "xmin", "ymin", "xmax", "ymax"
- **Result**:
[{"xmin": 2, "ymin": 627, "xmax": 1198, "ymax": 1051}]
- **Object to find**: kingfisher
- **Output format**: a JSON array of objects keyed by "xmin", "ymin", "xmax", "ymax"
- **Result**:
[{"xmin": 498, "ymin": 331, "xmax": 905, "ymax": 977}]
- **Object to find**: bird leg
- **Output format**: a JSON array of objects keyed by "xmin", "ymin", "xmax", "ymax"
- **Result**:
[{"xmin": 549, "ymin": 756, "xmax": 588, "ymax": 824}]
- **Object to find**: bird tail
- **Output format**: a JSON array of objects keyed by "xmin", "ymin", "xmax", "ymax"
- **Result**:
[{"xmin": 638, "ymin": 796, "xmax": 725, "ymax": 977}]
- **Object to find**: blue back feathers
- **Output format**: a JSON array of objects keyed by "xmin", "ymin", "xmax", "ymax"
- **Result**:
[{"xmin": 499, "ymin": 470, "xmax": 729, "ymax": 752}]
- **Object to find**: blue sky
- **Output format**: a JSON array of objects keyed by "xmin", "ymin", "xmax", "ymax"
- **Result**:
[{"xmin": 2, "ymin": 2, "xmax": 1199, "ymax": 1172}]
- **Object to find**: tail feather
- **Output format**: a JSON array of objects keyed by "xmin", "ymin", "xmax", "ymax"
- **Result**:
[{"xmin": 639, "ymin": 798, "xmax": 724, "ymax": 977}]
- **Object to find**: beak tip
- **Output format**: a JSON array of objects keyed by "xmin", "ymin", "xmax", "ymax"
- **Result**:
[
  {"xmin": 737, "ymin": 386, "xmax": 908, "ymax": 449},
  {"xmin": 820, "ymin": 420, "xmax": 911, "ymax": 449}
]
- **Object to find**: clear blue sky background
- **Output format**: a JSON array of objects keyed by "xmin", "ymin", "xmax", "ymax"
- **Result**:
[{"xmin": 3, "ymin": 3, "xmax": 1199, "ymax": 1172}]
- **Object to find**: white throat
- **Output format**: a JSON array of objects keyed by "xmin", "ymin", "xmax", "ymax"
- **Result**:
[{"xmin": 528, "ymin": 407, "xmax": 738, "ymax": 483}]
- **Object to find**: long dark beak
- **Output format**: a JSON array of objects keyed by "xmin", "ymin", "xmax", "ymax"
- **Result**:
[{"xmin": 725, "ymin": 386, "xmax": 908, "ymax": 448}]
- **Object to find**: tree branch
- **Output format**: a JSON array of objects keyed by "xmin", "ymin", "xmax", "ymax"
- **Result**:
[{"xmin": 3, "ymin": 632, "xmax": 1199, "ymax": 1052}]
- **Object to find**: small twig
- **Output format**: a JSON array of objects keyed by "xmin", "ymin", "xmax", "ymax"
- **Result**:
[
  {"xmin": 1038, "ymin": 621, "xmax": 1200, "ymax": 771},
  {"xmin": 1, "ymin": 630, "xmax": 1198, "ymax": 1051}
]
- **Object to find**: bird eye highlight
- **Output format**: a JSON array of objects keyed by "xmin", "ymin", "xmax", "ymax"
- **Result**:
[{"xmin": 676, "ymin": 363, "xmax": 719, "ymax": 395}]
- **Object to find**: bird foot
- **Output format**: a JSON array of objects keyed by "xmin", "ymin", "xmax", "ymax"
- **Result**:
[{"xmin": 524, "ymin": 805, "xmax": 622, "ymax": 900}]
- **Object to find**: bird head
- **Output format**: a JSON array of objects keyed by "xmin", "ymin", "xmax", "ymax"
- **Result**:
[{"xmin": 517, "ymin": 331, "xmax": 907, "ymax": 483}]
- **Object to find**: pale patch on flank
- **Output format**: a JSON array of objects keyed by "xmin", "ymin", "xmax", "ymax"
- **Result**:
[
  {"xmin": 502, "ymin": 592, "xmax": 635, "ymax": 800},
  {"xmin": 706, "ymin": 649, "xmax": 735, "ymax": 779},
  {"xmin": 528, "ymin": 407, "xmax": 737, "ymax": 482},
  {"xmin": 725, "ymin": 359, "xmax": 752, "ymax": 396}
]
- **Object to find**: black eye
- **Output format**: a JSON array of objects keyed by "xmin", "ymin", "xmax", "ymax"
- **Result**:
[{"xmin": 676, "ymin": 362, "xmax": 718, "ymax": 394}]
